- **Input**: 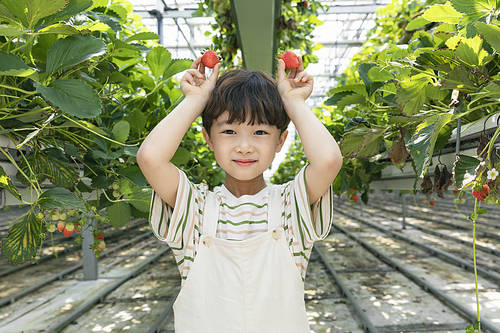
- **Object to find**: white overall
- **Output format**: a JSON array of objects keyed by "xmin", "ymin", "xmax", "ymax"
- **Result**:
[{"xmin": 172, "ymin": 184, "xmax": 311, "ymax": 333}]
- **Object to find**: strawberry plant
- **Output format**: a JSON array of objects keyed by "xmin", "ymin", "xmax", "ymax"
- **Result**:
[{"xmin": 0, "ymin": 0, "xmax": 217, "ymax": 264}]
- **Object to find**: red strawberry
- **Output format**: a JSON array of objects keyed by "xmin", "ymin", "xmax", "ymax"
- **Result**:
[
  {"xmin": 74, "ymin": 222, "xmax": 81, "ymax": 233},
  {"xmin": 201, "ymin": 50, "xmax": 219, "ymax": 68},
  {"xmin": 95, "ymin": 233, "xmax": 104, "ymax": 240},
  {"xmin": 452, "ymin": 189, "xmax": 459, "ymax": 195},
  {"xmin": 472, "ymin": 189, "xmax": 485, "ymax": 201},
  {"xmin": 482, "ymin": 184, "xmax": 490, "ymax": 195},
  {"xmin": 429, "ymin": 200, "xmax": 434, "ymax": 206},
  {"xmin": 302, "ymin": 1, "xmax": 308, "ymax": 8},
  {"xmin": 63, "ymin": 228, "xmax": 73, "ymax": 237},
  {"xmin": 280, "ymin": 51, "xmax": 300, "ymax": 69},
  {"xmin": 352, "ymin": 194, "xmax": 358, "ymax": 203},
  {"xmin": 57, "ymin": 222, "xmax": 65, "ymax": 232}
]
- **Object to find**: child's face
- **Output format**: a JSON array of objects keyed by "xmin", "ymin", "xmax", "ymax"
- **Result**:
[{"xmin": 202, "ymin": 111, "xmax": 288, "ymax": 182}]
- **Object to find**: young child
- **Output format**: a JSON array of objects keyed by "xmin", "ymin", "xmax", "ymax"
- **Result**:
[{"xmin": 137, "ymin": 55, "xmax": 343, "ymax": 332}]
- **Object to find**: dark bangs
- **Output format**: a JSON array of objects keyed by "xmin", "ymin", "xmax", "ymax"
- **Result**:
[{"xmin": 202, "ymin": 69, "xmax": 290, "ymax": 136}]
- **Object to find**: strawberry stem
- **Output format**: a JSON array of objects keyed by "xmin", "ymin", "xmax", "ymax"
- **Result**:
[{"xmin": 472, "ymin": 197, "xmax": 481, "ymax": 333}]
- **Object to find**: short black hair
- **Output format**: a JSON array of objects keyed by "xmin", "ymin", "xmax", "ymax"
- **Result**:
[{"xmin": 202, "ymin": 68, "xmax": 290, "ymax": 136}]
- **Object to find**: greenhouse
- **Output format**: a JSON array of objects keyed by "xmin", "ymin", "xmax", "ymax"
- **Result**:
[{"xmin": 0, "ymin": 0, "xmax": 499, "ymax": 332}]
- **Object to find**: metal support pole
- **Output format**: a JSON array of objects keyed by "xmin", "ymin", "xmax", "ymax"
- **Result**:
[
  {"xmin": 401, "ymin": 193, "xmax": 406, "ymax": 230},
  {"xmin": 149, "ymin": 9, "xmax": 164, "ymax": 45},
  {"xmin": 82, "ymin": 214, "xmax": 98, "ymax": 280},
  {"xmin": 456, "ymin": 117, "xmax": 461, "ymax": 154}
]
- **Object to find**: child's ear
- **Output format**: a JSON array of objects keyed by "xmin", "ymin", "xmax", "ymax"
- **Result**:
[
  {"xmin": 202, "ymin": 127, "xmax": 214, "ymax": 151},
  {"xmin": 276, "ymin": 129, "xmax": 288, "ymax": 152}
]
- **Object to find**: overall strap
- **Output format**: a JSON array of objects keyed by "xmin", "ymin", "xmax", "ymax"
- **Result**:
[
  {"xmin": 202, "ymin": 188, "xmax": 222, "ymax": 237},
  {"xmin": 267, "ymin": 184, "xmax": 284, "ymax": 230}
]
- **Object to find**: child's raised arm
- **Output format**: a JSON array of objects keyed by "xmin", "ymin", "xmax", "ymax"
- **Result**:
[{"xmin": 137, "ymin": 57, "xmax": 221, "ymax": 208}]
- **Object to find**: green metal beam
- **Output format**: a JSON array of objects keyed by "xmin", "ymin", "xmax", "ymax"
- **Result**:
[{"xmin": 230, "ymin": 0, "xmax": 281, "ymax": 75}]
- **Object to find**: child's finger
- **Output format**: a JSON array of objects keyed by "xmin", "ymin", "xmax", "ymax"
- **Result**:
[
  {"xmin": 191, "ymin": 57, "xmax": 201, "ymax": 69},
  {"xmin": 297, "ymin": 55, "xmax": 304, "ymax": 72},
  {"xmin": 288, "ymin": 67, "xmax": 297, "ymax": 80},
  {"xmin": 208, "ymin": 63, "xmax": 221, "ymax": 83},
  {"xmin": 277, "ymin": 59, "xmax": 286, "ymax": 82},
  {"xmin": 199, "ymin": 61, "xmax": 206, "ymax": 75}
]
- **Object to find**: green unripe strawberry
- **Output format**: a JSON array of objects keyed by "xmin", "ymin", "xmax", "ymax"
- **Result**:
[
  {"xmin": 97, "ymin": 240, "xmax": 106, "ymax": 250},
  {"xmin": 51, "ymin": 212, "xmax": 59, "ymax": 221},
  {"xmin": 112, "ymin": 183, "xmax": 119, "ymax": 190},
  {"xmin": 59, "ymin": 212, "xmax": 66, "ymax": 220},
  {"xmin": 47, "ymin": 224, "xmax": 56, "ymax": 232},
  {"xmin": 65, "ymin": 222, "xmax": 74, "ymax": 232}
]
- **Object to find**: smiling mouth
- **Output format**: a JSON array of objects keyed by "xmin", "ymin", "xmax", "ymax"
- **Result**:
[{"xmin": 233, "ymin": 160, "xmax": 256, "ymax": 166}]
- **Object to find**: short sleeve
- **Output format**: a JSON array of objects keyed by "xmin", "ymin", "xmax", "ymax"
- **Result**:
[
  {"xmin": 288, "ymin": 162, "xmax": 334, "ymax": 245},
  {"xmin": 148, "ymin": 165, "xmax": 207, "ymax": 248}
]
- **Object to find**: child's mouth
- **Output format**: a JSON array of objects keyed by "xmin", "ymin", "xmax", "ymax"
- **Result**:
[{"xmin": 233, "ymin": 160, "xmax": 256, "ymax": 166}]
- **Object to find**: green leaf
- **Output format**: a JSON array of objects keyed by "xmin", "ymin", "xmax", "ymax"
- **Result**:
[
  {"xmin": 146, "ymin": 46, "xmax": 172, "ymax": 80},
  {"xmin": 0, "ymin": 51, "xmax": 35, "ymax": 77},
  {"xmin": 112, "ymin": 120, "xmax": 130, "ymax": 143},
  {"xmin": 406, "ymin": 16, "xmax": 430, "ymax": 31},
  {"xmin": 38, "ymin": 187, "xmax": 85, "ymax": 209},
  {"xmin": 46, "ymin": 35, "xmax": 106, "ymax": 75},
  {"xmin": 455, "ymin": 35, "xmax": 489, "ymax": 66},
  {"xmin": 17, "ymin": 148, "xmax": 79, "ymax": 188},
  {"xmin": 1, "ymin": 0, "xmax": 66, "ymax": 28},
  {"xmin": 451, "ymin": 0, "xmax": 496, "ymax": 15},
  {"xmin": 452, "ymin": 154, "xmax": 480, "ymax": 189},
  {"xmin": 120, "ymin": 165, "xmax": 148, "ymax": 187},
  {"xmin": 422, "ymin": 2, "xmax": 462, "ymax": 24},
  {"xmin": 396, "ymin": 73, "xmax": 431, "ymax": 116},
  {"xmin": 1, "ymin": 210, "xmax": 43, "ymax": 264},
  {"xmin": 34, "ymin": 79, "xmax": 101, "ymax": 119},
  {"xmin": 408, "ymin": 114, "xmax": 455, "ymax": 178},
  {"xmin": 0, "ymin": 3, "xmax": 17, "ymax": 23},
  {"xmin": 475, "ymin": 22, "xmax": 500, "ymax": 52},
  {"xmin": 125, "ymin": 31, "xmax": 159, "ymax": 43},
  {"xmin": 0, "ymin": 24, "xmax": 24, "ymax": 36},
  {"xmin": 367, "ymin": 66, "xmax": 394, "ymax": 82},
  {"xmin": 163, "ymin": 58, "xmax": 192, "ymax": 79},
  {"xmin": 106, "ymin": 201, "xmax": 131, "ymax": 228},
  {"xmin": 441, "ymin": 66, "xmax": 477, "ymax": 92},
  {"xmin": 358, "ymin": 63, "xmax": 384, "ymax": 96},
  {"xmin": 126, "ymin": 109, "xmax": 147, "ymax": 136},
  {"xmin": 0, "ymin": 166, "xmax": 21, "ymax": 200},
  {"xmin": 37, "ymin": 24, "xmax": 80, "ymax": 35},
  {"xmin": 39, "ymin": 0, "xmax": 93, "ymax": 27},
  {"xmin": 171, "ymin": 146, "xmax": 191, "ymax": 166},
  {"xmin": 125, "ymin": 188, "xmax": 152, "ymax": 213},
  {"xmin": 340, "ymin": 127, "xmax": 385, "ymax": 158}
]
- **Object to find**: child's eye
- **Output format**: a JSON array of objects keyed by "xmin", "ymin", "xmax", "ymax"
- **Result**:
[
  {"xmin": 255, "ymin": 130, "xmax": 268, "ymax": 135},
  {"xmin": 222, "ymin": 129, "xmax": 235, "ymax": 134}
]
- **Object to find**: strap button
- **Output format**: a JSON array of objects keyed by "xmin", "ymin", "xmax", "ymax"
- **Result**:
[
  {"xmin": 202, "ymin": 236, "xmax": 212, "ymax": 247},
  {"xmin": 272, "ymin": 228, "xmax": 281, "ymax": 240}
]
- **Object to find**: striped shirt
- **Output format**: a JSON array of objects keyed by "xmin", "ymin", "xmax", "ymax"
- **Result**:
[{"xmin": 149, "ymin": 162, "xmax": 334, "ymax": 286}]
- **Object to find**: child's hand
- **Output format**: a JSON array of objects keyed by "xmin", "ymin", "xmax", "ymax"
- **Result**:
[
  {"xmin": 277, "ymin": 57, "xmax": 313, "ymax": 103},
  {"xmin": 180, "ymin": 56, "xmax": 221, "ymax": 102}
]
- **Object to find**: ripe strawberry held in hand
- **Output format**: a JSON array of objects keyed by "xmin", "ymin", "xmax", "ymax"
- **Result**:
[
  {"xmin": 280, "ymin": 51, "xmax": 300, "ymax": 69},
  {"xmin": 201, "ymin": 50, "xmax": 219, "ymax": 68}
]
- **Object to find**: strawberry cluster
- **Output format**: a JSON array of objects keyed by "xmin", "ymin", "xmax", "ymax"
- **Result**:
[
  {"xmin": 472, "ymin": 184, "xmax": 490, "ymax": 201},
  {"xmin": 92, "ymin": 232, "xmax": 106, "ymax": 257}
]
